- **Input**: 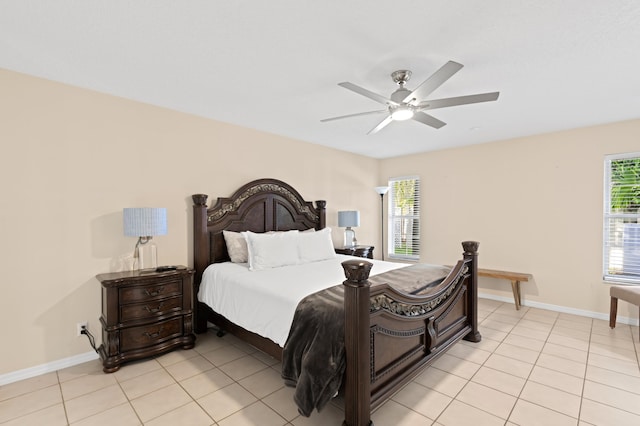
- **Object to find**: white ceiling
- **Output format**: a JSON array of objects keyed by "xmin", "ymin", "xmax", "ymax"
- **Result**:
[{"xmin": 2, "ymin": 1, "xmax": 640, "ymax": 159}]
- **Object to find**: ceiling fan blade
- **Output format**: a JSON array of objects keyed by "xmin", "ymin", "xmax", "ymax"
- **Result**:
[
  {"xmin": 411, "ymin": 111, "xmax": 446, "ymax": 129},
  {"xmin": 417, "ymin": 92, "xmax": 500, "ymax": 110},
  {"xmin": 367, "ymin": 115, "xmax": 393, "ymax": 134},
  {"xmin": 320, "ymin": 109, "xmax": 387, "ymax": 122},
  {"xmin": 338, "ymin": 82, "xmax": 398, "ymax": 106},
  {"xmin": 403, "ymin": 61, "xmax": 464, "ymax": 103}
]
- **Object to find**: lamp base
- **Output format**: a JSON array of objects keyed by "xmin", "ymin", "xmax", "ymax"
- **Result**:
[
  {"xmin": 344, "ymin": 227, "xmax": 357, "ymax": 248},
  {"xmin": 136, "ymin": 240, "xmax": 158, "ymax": 270}
]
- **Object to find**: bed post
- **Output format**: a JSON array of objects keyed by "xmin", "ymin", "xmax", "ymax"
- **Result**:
[
  {"xmin": 342, "ymin": 259, "xmax": 374, "ymax": 426},
  {"xmin": 462, "ymin": 241, "xmax": 482, "ymax": 342},
  {"xmin": 315, "ymin": 200, "xmax": 326, "ymax": 229},
  {"xmin": 192, "ymin": 194, "xmax": 209, "ymax": 333}
]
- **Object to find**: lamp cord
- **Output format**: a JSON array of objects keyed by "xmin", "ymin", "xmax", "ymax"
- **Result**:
[{"xmin": 80, "ymin": 326, "xmax": 99, "ymax": 354}]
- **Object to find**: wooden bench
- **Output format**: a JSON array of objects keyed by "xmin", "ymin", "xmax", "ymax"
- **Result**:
[{"xmin": 477, "ymin": 268, "xmax": 532, "ymax": 310}]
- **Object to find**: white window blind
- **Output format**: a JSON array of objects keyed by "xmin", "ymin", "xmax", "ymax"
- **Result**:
[
  {"xmin": 603, "ymin": 153, "xmax": 640, "ymax": 284},
  {"xmin": 388, "ymin": 176, "xmax": 420, "ymax": 260}
]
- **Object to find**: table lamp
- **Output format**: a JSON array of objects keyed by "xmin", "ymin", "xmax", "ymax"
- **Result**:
[
  {"xmin": 123, "ymin": 207, "xmax": 167, "ymax": 270},
  {"xmin": 338, "ymin": 210, "xmax": 360, "ymax": 248}
]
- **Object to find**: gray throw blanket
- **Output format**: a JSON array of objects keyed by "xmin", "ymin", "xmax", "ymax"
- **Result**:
[{"xmin": 281, "ymin": 263, "xmax": 451, "ymax": 416}]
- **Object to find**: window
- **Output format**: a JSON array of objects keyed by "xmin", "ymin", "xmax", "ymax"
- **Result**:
[
  {"xmin": 603, "ymin": 153, "xmax": 640, "ymax": 284},
  {"xmin": 388, "ymin": 176, "xmax": 420, "ymax": 260}
]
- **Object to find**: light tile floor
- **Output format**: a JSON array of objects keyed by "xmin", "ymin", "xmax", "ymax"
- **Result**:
[{"xmin": 1, "ymin": 299, "xmax": 639, "ymax": 425}]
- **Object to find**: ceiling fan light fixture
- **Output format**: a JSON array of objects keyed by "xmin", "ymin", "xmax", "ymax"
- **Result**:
[
  {"xmin": 390, "ymin": 107, "xmax": 414, "ymax": 121},
  {"xmin": 323, "ymin": 61, "xmax": 499, "ymax": 133}
]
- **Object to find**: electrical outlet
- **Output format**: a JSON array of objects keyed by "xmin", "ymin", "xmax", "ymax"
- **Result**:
[{"xmin": 77, "ymin": 321, "xmax": 88, "ymax": 337}]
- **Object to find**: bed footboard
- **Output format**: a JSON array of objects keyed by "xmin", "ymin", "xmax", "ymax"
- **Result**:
[{"xmin": 342, "ymin": 241, "xmax": 480, "ymax": 426}]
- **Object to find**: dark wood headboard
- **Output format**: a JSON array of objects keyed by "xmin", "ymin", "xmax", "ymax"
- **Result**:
[{"xmin": 192, "ymin": 178, "xmax": 326, "ymax": 287}]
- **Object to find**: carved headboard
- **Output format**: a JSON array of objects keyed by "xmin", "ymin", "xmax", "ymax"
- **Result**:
[{"xmin": 192, "ymin": 178, "xmax": 326, "ymax": 286}]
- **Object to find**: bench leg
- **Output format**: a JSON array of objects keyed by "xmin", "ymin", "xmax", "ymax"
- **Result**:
[
  {"xmin": 609, "ymin": 297, "xmax": 618, "ymax": 329},
  {"xmin": 510, "ymin": 280, "xmax": 521, "ymax": 310}
]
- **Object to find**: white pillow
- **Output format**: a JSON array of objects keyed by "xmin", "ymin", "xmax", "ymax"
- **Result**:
[
  {"xmin": 245, "ymin": 230, "xmax": 300, "ymax": 271},
  {"xmin": 298, "ymin": 227, "xmax": 336, "ymax": 264},
  {"xmin": 223, "ymin": 230, "xmax": 248, "ymax": 263}
]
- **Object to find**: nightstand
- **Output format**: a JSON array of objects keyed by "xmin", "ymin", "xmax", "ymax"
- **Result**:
[
  {"xmin": 335, "ymin": 245, "xmax": 375, "ymax": 259},
  {"xmin": 96, "ymin": 267, "xmax": 196, "ymax": 373}
]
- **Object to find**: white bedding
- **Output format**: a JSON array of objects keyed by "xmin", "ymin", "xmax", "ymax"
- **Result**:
[{"xmin": 198, "ymin": 255, "xmax": 407, "ymax": 346}]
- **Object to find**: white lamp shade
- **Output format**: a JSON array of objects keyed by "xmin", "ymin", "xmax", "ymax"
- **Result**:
[
  {"xmin": 123, "ymin": 208, "xmax": 167, "ymax": 237},
  {"xmin": 338, "ymin": 210, "xmax": 360, "ymax": 228},
  {"xmin": 375, "ymin": 186, "xmax": 389, "ymax": 195}
]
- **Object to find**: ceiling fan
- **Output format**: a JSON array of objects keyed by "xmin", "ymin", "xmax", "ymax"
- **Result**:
[{"xmin": 321, "ymin": 61, "xmax": 499, "ymax": 134}]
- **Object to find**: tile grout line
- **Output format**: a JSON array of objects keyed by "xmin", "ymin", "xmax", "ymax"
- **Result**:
[{"xmin": 56, "ymin": 370, "xmax": 71, "ymax": 425}]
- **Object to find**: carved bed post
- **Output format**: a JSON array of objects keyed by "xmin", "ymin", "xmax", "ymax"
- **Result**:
[
  {"xmin": 315, "ymin": 200, "xmax": 326, "ymax": 230},
  {"xmin": 192, "ymin": 194, "xmax": 209, "ymax": 333},
  {"xmin": 341, "ymin": 260, "xmax": 374, "ymax": 426},
  {"xmin": 462, "ymin": 241, "xmax": 482, "ymax": 342}
]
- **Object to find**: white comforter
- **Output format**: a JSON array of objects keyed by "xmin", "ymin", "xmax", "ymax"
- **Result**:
[{"xmin": 198, "ymin": 255, "xmax": 407, "ymax": 346}]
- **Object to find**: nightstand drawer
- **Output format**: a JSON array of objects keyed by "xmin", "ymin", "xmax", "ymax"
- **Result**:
[
  {"xmin": 120, "ymin": 280, "xmax": 181, "ymax": 303},
  {"xmin": 120, "ymin": 296, "xmax": 182, "ymax": 322},
  {"xmin": 120, "ymin": 317, "xmax": 183, "ymax": 352}
]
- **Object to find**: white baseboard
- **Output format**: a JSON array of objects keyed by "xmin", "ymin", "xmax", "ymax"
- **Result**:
[
  {"xmin": 0, "ymin": 351, "xmax": 99, "ymax": 386},
  {"xmin": 479, "ymin": 293, "xmax": 640, "ymax": 326}
]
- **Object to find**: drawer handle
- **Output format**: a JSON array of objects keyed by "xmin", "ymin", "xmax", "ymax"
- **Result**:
[
  {"xmin": 144, "ymin": 303, "xmax": 165, "ymax": 314},
  {"xmin": 143, "ymin": 286, "xmax": 165, "ymax": 297},
  {"xmin": 143, "ymin": 327, "xmax": 164, "ymax": 339}
]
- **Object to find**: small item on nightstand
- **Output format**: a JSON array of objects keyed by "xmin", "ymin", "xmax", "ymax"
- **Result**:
[{"xmin": 155, "ymin": 265, "xmax": 178, "ymax": 272}]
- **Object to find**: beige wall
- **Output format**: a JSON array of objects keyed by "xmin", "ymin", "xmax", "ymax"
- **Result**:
[
  {"xmin": 0, "ymin": 69, "xmax": 380, "ymax": 376},
  {"xmin": 381, "ymin": 120, "xmax": 640, "ymax": 320},
  {"xmin": 2, "ymin": 68, "xmax": 638, "ymax": 378}
]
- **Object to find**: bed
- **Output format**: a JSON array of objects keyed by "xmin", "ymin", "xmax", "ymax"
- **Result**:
[{"xmin": 192, "ymin": 178, "xmax": 481, "ymax": 426}]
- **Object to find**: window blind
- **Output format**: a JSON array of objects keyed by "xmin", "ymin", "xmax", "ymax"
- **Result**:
[
  {"xmin": 388, "ymin": 176, "xmax": 420, "ymax": 260},
  {"xmin": 603, "ymin": 153, "xmax": 640, "ymax": 284}
]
